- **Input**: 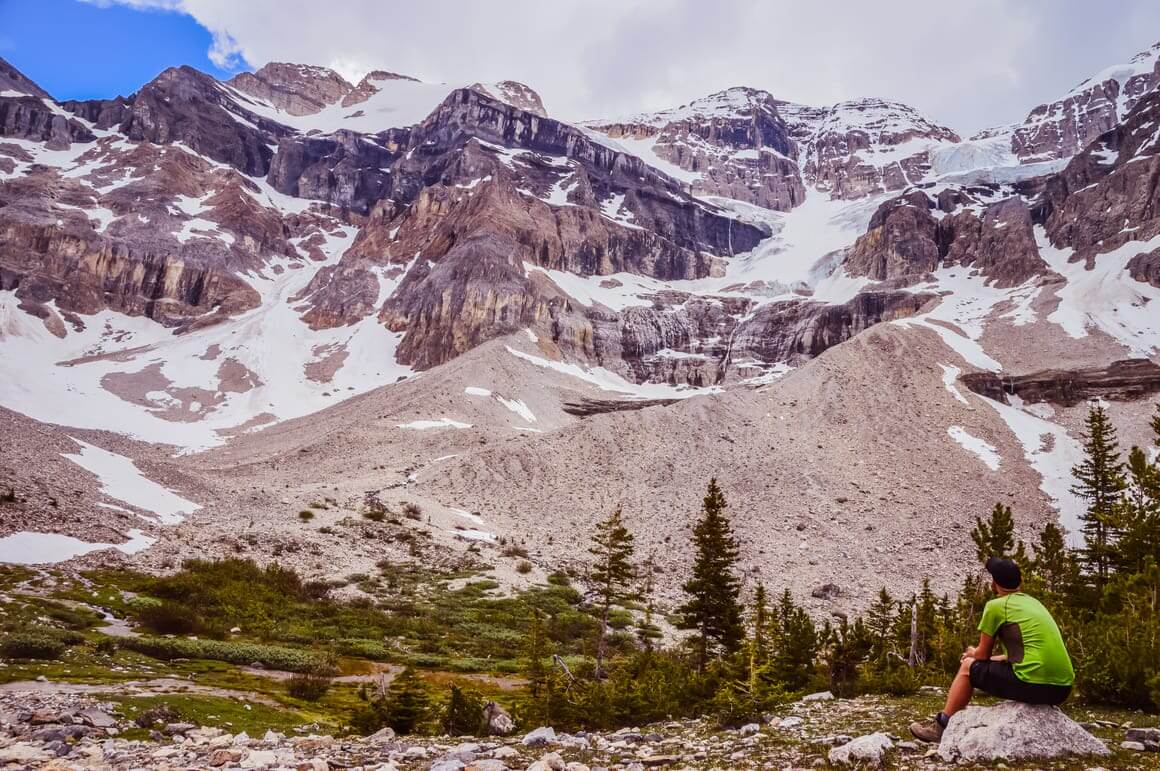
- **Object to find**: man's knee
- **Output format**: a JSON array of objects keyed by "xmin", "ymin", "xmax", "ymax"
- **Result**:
[{"xmin": 957, "ymin": 657, "xmax": 976, "ymax": 677}]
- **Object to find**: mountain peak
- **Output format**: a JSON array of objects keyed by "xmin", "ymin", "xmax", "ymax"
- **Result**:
[
  {"xmin": 229, "ymin": 62, "xmax": 355, "ymax": 116},
  {"xmin": 0, "ymin": 56, "xmax": 52, "ymax": 100}
]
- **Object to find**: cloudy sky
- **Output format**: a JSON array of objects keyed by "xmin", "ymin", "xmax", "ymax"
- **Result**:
[{"xmin": 5, "ymin": 0, "xmax": 1160, "ymax": 134}]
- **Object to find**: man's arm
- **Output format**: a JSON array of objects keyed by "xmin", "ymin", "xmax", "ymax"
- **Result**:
[{"xmin": 965, "ymin": 633, "xmax": 996, "ymax": 661}]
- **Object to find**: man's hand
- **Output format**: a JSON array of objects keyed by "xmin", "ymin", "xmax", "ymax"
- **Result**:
[{"xmin": 962, "ymin": 646, "xmax": 977, "ymax": 661}]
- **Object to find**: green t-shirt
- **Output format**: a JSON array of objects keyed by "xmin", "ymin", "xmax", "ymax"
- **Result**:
[{"xmin": 978, "ymin": 592, "xmax": 1074, "ymax": 686}]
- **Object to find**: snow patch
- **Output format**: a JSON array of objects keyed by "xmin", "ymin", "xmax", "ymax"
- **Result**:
[
  {"xmin": 63, "ymin": 440, "xmax": 199, "ymax": 525},
  {"xmin": 947, "ymin": 426, "xmax": 1001, "ymax": 471},
  {"xmin": 397, "ymin": 418, "xmax": 473, "ymax": 430}
]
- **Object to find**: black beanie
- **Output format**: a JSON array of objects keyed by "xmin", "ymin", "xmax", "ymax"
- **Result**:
[{"xmin": 986, "ymin": 557, "xmax": 1022, "ymax": 590}]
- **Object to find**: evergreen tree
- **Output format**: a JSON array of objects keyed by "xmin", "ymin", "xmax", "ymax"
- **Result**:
[
  {"xmin": 383, "ymin": 667, "xmax": 430, "ymax": 734},
  {"xmin": 970, "ymin": 503, "xmax": 1023, "ymax": 562},
  {"xmin": 751, "ymin": 583, "xmax": 771, "ymax": 665},
  {"xmin": 523, "ymin": 611, "xmax": 552, "ymax": 700},
  {"xmin": 1072, "ymin": 402, "xmax": 1128, "ymax": 585},
  {"xmin": 865, "ymin": 588, "xmax": 896, "ymax": 666},
  {"xmin": 824, "ymin": 616, "xmax": 871, "ymax": 697},
  {"xmin": 769, "ymin": 589, "xmax": 818, "ymax": 691},
  {"xmin": 1118, "ymin": 446, "xmax": 1160, "ymax": 573},
  {"xmin": 1030, "ymin": 522, "xmax": 1077, "ymax": 595},
  {"xmin": 589, "ymin": 506, "xmax": 638, "ymax": 676},
  {"xmin": 634, "ymin": 554, "xmax": 663, "ymax": 650},
  {"xmin": 677, "ymin": 478, "xmax": 745, "ymax": 671},
  {"xmin": 441, "ymin": 684, "xmax": 485, "ymax": 736}
]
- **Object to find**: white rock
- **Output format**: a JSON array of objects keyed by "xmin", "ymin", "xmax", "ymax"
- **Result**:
[
  {"xmin": 522, "ymin": 726, "xmax": 557, "ymax": 747},
  {"xmin": 527, "ymin": 751, "xmax": 566, "ymax": 771},
  {"xmin": 239, "ymin": 748, "xmax": 278, "ymax": 768},
  {"xmin": 778, "ymin": 716, "xmax": 804, "ymax": 730},
  {"xmin": 829, "ymin": 733, "xmax": 893, "ymax": 767},
  {"xmin": 1121, "ymin": 740, "xmax": 1146, "ymax": 752},
  {"xmin": 939, "ymin": 702, "xmax": 1110, "ymax": 762},
  {"xmin": 739, "ymin": 722, "xmax": 761, "ymax": 736},
  {"xmin": 802, "ymin": 690, "xmax": 835, "ymax": 702}
]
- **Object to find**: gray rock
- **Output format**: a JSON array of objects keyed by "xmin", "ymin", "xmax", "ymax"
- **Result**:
[
  {"xmin": 522, "ymin": 726, "xmax": 557, "ymax": 747},
  {"xmin": 829, "ymin": 733, "xmax": 893, "ymax": 767},
  {"xmin": 1127, "ymin": 727, "xmax": 1160, "ymax": 743},
  {"xmin": 428, "ymin": 759, "xmax": 466, "ymax": 771},
  {"xmin": 1122, "ymin": 741, "xmax": 1146, "ymax": 752},
  {"xmin": 78, "ymin": 708, "xmax": 117, "ymax": 728},
  {"xmin": 468, "ymin": 761, "xmax": 510, "ymax": 771},
  {"xmin": 802, "ymin": 690, "xmax": 835, "ymax": 702},
  {"xmin": 938, "ymin": 702, "xmax": 1110, "ymax": 762},
  {"xmin": 368, "ymin": 726, "xmax": 396, "ymax": 743},
  {"xmin": 738, "ymin": 722, "xmax": 761, "ymax": 736}
]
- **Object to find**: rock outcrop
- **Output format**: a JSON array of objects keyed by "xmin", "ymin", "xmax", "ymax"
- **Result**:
[
  {"xmin": 589, "ymin": 88, "xmax": 806, "ymax": 210},
  {"xmin": 1006, "ymin": 42, "xmax": 1160, "ymax": 163},
  {"xmin": 229, "ymin": 63, "xmax": 354, "ymax": 116},
  {"xmin": 797, "ymin": 98, "xmax": 959, "ymax": 200},
  {"xmin": 938, "ymin": 702, "xmax": 1109, "ymax": 762},
  {"xmin": 64, "ymin": 66, "xmax": 292, "ymax": 176},
  {"xmin": 845, "ymin": 189, "xmax": 1045, "ymax": 286},
  {"xmin": 960, "ymin": 358, "xmax": 1160, "ymax": 406}
]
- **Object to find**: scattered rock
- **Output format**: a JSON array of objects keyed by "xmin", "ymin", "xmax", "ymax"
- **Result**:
[
  {"xmin": 1127, "ymin": 727, "xmax": 1160, "ymax": 743},
  {"xmin": 1122, "ymin": 740, "xmax": 1147, "ymax": 752},
  {"xmin": 802, "ymin": 691, "xmax": 835, "ymax": 702},
  {"xmin": 522, "ymin": 726, "xmax": 557, "ymax": 747},
  {"xmin": 739, "ymin": 722, "xmax": 761, "ymax": 736},
  {"xmin": 829, "ymin": 733, "xmax": 893, "ymax": 767},
  {"xmin": 938, "ymin": 702, "xmax": 1110, "ymax": 762}
]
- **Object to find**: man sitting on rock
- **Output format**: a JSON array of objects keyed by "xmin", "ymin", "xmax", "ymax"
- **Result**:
[{"xmin": 909, "ymin": 557, "xmax": 1074, "ymax": 743}]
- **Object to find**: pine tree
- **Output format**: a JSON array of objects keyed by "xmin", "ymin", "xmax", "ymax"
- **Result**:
[
  {"xmin": 635, "ymin": 554, "xmax": 663, "ymax": 650},
  {"xmin": 865, "ymin": 587, "xmax": 896, "ymax": 666},
  {"xmin": 523, "ymin": 611, "xmax": 552, "ymax": 700},
  {"xmin": 677, "ymin": 478, "xmax": 745, "ymax": 671},
  {"xmin": 970, "ymin": 503, "xmax": 1022, "ymax": 562},
  {"xmin": 1072, "ymin": 402, "xmax": 1128, "ymax": 585},
  {"xmin": 751, "ymin": 582, "xmax": 771, "ymax": 665},
  {"xmin": 769, "ymin": 589, "xmax": 818, "ymax": 691},
  {"xmin": 441, "ymin": 684, "xmax": 485, "ymax": 736},
  {"xmin": 589, "ymin": 506, "xmax": 638, "ymax": 677},
  {"xmin": 1030, "ymin": 522, "xmax": 1077, "ymax": 595},
  {"xmin": 1118, "ymin": 446, "xmax": 1160, "ymax": 573},
  {"xmin": 383, "ymin": 667, "xmax": 430, "ymax": 734}
]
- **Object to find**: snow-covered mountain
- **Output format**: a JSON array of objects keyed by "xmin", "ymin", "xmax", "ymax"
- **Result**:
[{"xmin": 2, "ymin": 43, "xmax": 1160, "ymax": 608}]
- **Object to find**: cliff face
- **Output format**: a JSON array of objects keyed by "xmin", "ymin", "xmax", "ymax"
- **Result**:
[
  {"xmin": 845, "ymin": 190, "xmax": 1046, "ymax": 287},
  {"xmin": 1007, "ymin": 43, "xmax": 1160, "ymax": 163}
]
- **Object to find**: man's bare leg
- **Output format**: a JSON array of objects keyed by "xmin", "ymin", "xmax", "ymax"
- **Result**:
[
  {"xmin": 943, "ymin": 655, "xmax": 976, "ymax": 717},
  {"xmin": 912, "ymin": 653, "xmax": 975, "ymax": 742}
]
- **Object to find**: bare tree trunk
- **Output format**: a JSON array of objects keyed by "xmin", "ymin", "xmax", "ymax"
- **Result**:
[{"xmin": 908, "ymin": 601, "xmax": 919, "ymax": 668}]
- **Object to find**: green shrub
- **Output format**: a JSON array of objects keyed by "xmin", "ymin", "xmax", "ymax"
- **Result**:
[
  {"xmin": 118, "ymin": 635, "xmax": 326, "ymax": 673},
  {"xmin": 138, "ymin": 601, "xmax": 202, "ymax": 635},
  {"xmin": 287, "ymin": 654, "xmax": 337, "ymax": 701},
  {"xmin": 516, "ymin": 561, "xmax": 533, "ymax": 575},
  {"xmin": 402, "ymin": 502, "xmax": 423, "ymax": 520},
  {"xmin": 335, "ymin": 638, "xmax": 392, "ymax": 659},
  {"xmin": 363, "ymin": 509, "xmax": 386, "ymax": 522},
  {"xmin": 502, "ymin": 544, "xmax": 528, "ymax": 559},
  {"xmin": 0, "ymin": 631, "xmax": 67, "ymax": 660},
  {"xmin": 298, "ymin": 510, "xmax": 315, "ymax": 521}
]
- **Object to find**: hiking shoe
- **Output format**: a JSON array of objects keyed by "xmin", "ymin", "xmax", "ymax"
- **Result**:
[{"xmin": 909, "ymin": 716, "xmax": 945, "ymax": 743}]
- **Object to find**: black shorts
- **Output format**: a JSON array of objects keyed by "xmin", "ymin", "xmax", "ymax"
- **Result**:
[{"xmin": 969, "ymin": 660, "xmax": 1071, "ymax": 705}]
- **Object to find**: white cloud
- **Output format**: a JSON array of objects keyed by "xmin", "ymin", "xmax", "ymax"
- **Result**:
[{"xmin": 88, "ymin": 0, "xmax": 1160, "ymax": 134}]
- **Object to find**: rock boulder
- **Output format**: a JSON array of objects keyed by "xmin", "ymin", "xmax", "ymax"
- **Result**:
[
  {"xmin": 938, "ymin": 702, "xmax": 1109, "ymax": 762},
  {"xmin": 828, "ymin": 732, "xmax": 893, "ymax": 767}
]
